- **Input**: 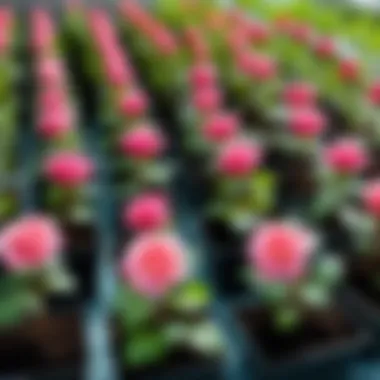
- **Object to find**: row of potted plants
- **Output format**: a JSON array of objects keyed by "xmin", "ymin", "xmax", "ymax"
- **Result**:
[
  {"xmin": 31, "ymin": 8, "xmax": 96, "ymax": 301},
  {"xmin": 118, "ymin": 1, "xmax": 380, "ymax": 377}
]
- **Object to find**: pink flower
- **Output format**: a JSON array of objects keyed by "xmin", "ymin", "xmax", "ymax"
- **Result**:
[
  {"xmin": 339, "ymin": 59, "xmax": 360, "ymax": 82},
  {"xmin": 247, "ymin": 221, "xmax": 316, "ymax": 282},
  {"xmin": 119, "ymin": 124, "xmax": 166, "ymax": 159},
  {"xmin": 288, "ymin": 108, "xmax": 326, "ymax": 138},
  {"xmin": 0, "ymin": 215, "xmax": 62, "ymax": 271},
  {"xmin": 324, "ymin": 138, "xmax": 368, "ymax": 175},
  {"xmin": 39, "ymin": 88, "xmax": 66, "ymax": 110},
  {"xmin": 44, "ymin": 151, "xmax": 94, "ymax": 188},
  {"xmin": 189, "ymin": 63, "xmax": 217, "ymax": 89},
  {"xmin": 192, "ymin": 86, "xmax": 222, "ymax": 114},
  {"xmin": 217, "ymin": 138, "xmax": 263, "ymax": 177},
  {"xmin": 238, "ymin": 52, "xmax": 276, "ymax": 81},
  {"xmin": 368, "ymin": 81, "xmax": 380, "ymax": 106},
  {"xmin": 314, "ymin": 37, "xmax": 336, "ymax": 59},
  {"xmin": 120, "ymin": 89, "xmax": 148, "ymax": 118},
  {"xmin": 37, "ymin": 106, "xmax": 73, "ymax": 139},
  {"xmin": 121, "ymin": 233, "xmax": 187, "ymax": 297},
  {"xmin": 123, "ymin": 193, "xmax": 171, "ymax": 232},
  {"xmin": 283, "ymin": 82, "xmax": 317, "ymax": 107},
  {"xmin": 202, "ymin": 112, "xmax": 240, "ymax": 143},
  {"xmin": 38, "ymin": 58, "xmax": 64, "ymax": 88},
  {"xmin": 290, "ymin": 23, "xmax": 313, "ymax": 44},
  {"xmin": 362, "ymin": 180, "xmax": 380, "ymax": 218},
  {"xmin": 247, "ymin": 20, "xmax": 271, "ymax": 44}
]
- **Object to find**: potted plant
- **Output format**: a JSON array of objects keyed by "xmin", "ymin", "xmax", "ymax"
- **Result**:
[
  {"xmin": 0, "ymin": 214, "xmax": 84, "ymax": 378},
  {"xmin": 229, "ymin": 220, "xmax": 370, "ymax": 377},
  {"xmin": 115, "ymin": 231, "xmax": 226, "ymax": 379}
]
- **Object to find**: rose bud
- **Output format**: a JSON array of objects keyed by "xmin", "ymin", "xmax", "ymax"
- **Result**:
[
  {"xmin": 324, "ymin": 138, "xmax": 368, "ymax": 175},
  {"xmin": 189, "ymin": 63, "xmax": 217, "ymax": 90},
  {"xmin": 202, "ymin": 112, "xmax": 240, "ymax": 143},
  {"xmin": 339, "ymin": 59, "xmax": 360, "ymax": 82},
  {"xmin": 44, "ymin": 151, "xmax": 94, "ymax": 188},
  {"xmin": 121, "ymin": 233, "xmax": 187, "ymax": 297},
  {"xmin": 192, "ymin": 86, "xmax": 222, "ymax": 115},
  {"xmin": 119, "ymin": 124, "xmax": 166, "ymax": 159},
  {"xmin": 362, "ymin": 180, "xmax": 380, "ymax": 218},
  {"xmin": 247, "ymin": 221, "xmax": 316, "ymax": 282},
  {"xmin": 123, "ymin": 192, "xmax": 171, "ymax": 232},
  {"xmin": 38, "ymin": 88, "xmax": 66, "ymax": 110},
  {"xmin": 217, "ymin": 138, "xmax": 263, "ymax": 177},
  {"xmin": 247, "ymin": 20, "xmax": 271, "ymax": 44},
  {"xmin": 120, "ymin": 89, "xmax": 148, "ymax": 118},
  {"xmin": 153, "ymin": 29, "xmax": 178, "ymax": 56},
  {"xmin": 248, "ymin": 53, "xmax": 277, "ymax": 82},
  {"xmin": 283, "ymin": 82, "xmax": 317, "ymax": 107},
  {"xmin": 368, "ymin": 81, "xmax": 380, "ymax": 106},
  {"xmin": 37, "ymin": 106, "xmax": 73, "ymax": 140},
  {"xmin": 288, "ymin": 107, "xmax": 326, "ymax": 138},
  {"xmin": 38, "ymin": 58, "xmax": 64, "ymax": 88},
  {"xmin": 0, "ymin": 215, "xmax": 62, "ymax": 271},
  {"xmin": 314, "ymin": 37, "xmax": 336, "ymax": 60}
]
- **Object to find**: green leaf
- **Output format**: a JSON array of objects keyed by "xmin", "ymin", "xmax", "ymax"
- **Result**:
[
  {"xmin": 251, "ymin": 170, "xmax": 277, "ymax": 214},
  {"xmin": 315, "ymin": 256, "xmax": 344, "ymax": 285},
  {"xmin": 171, "ymin": 281, "xmax": 211, "ymax": 313},
  {"xmin": 116, "ymin": 287, "xmax": 156, "ymax": 330},
  {"xmin": 300, "ymin": 283, "xmax": 331, "ymax": 309},
  {"xmin": 124, "ymin": 330, "xmax": 169, "ymax": 368},
  {"xmin": 273, "ymin": 306, "xmax": 301, "ymax": 333},
  {"xmin": 187, "ymin": 321, "xmax": 225, "ymax": 356}
]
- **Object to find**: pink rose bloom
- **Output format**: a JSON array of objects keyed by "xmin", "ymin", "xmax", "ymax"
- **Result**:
[
  {"xmin": 38, "ymin": 58, "xmax": 64, "ymax": 88},
  {"xmin": 121, "ymin": 233, "xmax": 187, "ymax": 297},
  {"xmin": 362, "ymin": 180, "xmax": 380, "ymax": 218},
  {"xmin": 247, "ymin": 221, "xmax": 316, "ymax": 282},
  {"xmin": 0, "ymin": 215, "xmax": 62, "ymax": 271},
  {"xmin": 189, "ymin": 63, "xmax": 217, "ymax": 89},
  {"xmin": 37, "ymin": 105, "xmax": 73, "ymax": 140},
  {"xmin": 39, "ymin": 88, "xmax": 66, "ymax": 110},
  {"xmin": 324, "ymin": 138, "xmax": 368, "ymax": 175},
  {"xmin": 239, "ymin": 53, "xmax": 276, "ymax": 81},
  {"xmin": 119, "ymin": 124, "xmax": 166, "ymax": 159},
  {"xmin": 120, "ymin": 89, "xmax": 148, "ymax": 118},
  {"xmin": 368, "ymin": 81, "xmax": 380, "ymax": 106},
  {"xmin": 247, "ymin": 20, "xmax": 270, "ymax": 44},
  {"xmin": 192, "ymin": 86, "xmax": 222, "ymax": 115},
  {"xmin": 202, "ymin": 112, "xmax": 240, "ymax": 143},
  {"xmin": 314, "ymin": 37, "xmax": 336, "ymax": 59},
  {"xmin": 123, "ymin": 193, "xmax": 171, "ymax": 232},
  {"xmin": 339, "ymin": 59, "xmax": 360, "ymax": 82},
  {"xmin": 283, "ymin": 82, "xmax": 317, "ymax": 107},
  {"xmin": 153, "ymin": 29, "xmax": 178, "ymax": 56},
  {"xmin": 44, "ymin": 151, "xmax": 94, "ymax": 188},
  {"xmin": 288, "ymin": 107, "xmax": 326, "ymax": 138},
  {"xmin": 217, "ymin": 138, "xmax": 263, "ymax": 177}
]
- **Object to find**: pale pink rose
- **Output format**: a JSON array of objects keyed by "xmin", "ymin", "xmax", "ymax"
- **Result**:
[
  {"xmin": 288, "ymin": 107, "xmax": 326, "ymax": 138},
  {"xmin": 31, "ymin": 9, "xmax": 54, "ymax": 53},
  {"xmin": 362, "ymin": 180, "xmax": 380, "ymax": 218},
  {"xmin": 119, "ymin": 124, "xmax": 166, "ymax": 159},
  {"xmin": 339, "ymin": 59, "xmax": 360, "ymax": 82},
  {"xmin": 0, "ymin": 215, "xmax": 62, "ymax": 271},
  {"xmin": 192, "ymin": 86, "xmax": 222, "ymax": 114},
  {"xmin": 123, "ymin": 193, "xmax": 171, "ymax": 232},
  {"xmin": 202, "ymin": 112, "xmax": 240, "ymax": 143},
  {"xmin": 121, "ymin": 233, "xmax": 187, "ymax": 297},
  {"xmin": 283, "ymin": 82, "xmax": 317, "ymax": 107},
  {"xmin": 247, "ymin": 221, "xmax": 316, "ymax": 282},
  {"xmin": 37, "ymin": 105, "xmax": 73, "ymax": 140},
  {"xmin": 44, "ymin": 151, "xmax": 94, "ymax": 188},
  {"xmin": 120, "ymin": 89, "xmax": 148, "ymax": 118},
  {"xmin": 237, "ymin": 52, "xmax": 276, "ymax": 81},
  {"xmin": 189, "ymin": 63, "xmax": 217, "ymax": 89},
  {"xmin": 324, "ymin": 138, "xmax": 368, "ymax": 175},
  {"xmin": 368, "ymin": 81, "xmax": 380, "ymax": 106},
  {"xmin": 38, "ymin": 88, "xmax": 66, "ymax": 110},
  {"xmin": 217, "ymin": 138, "xmax": 263, "ymax": 177},
  {"xmin": 314, "ymin": 37, "xmax": 336, "ymax": 59},
  {"xmin": 37, "ymin": 58, "xmax": 64, "ymax": 88}
]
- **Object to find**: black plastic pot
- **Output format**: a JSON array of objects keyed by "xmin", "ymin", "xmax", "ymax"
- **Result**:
[
  {"xmin": 0, "ymin": 311, "xmax": 84, "ymax": 380},
  {"xmin": 227, "ymin": 299, "xmax": 372, "ymax": 379}
]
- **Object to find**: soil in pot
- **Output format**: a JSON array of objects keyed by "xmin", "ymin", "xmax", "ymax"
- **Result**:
[
  {"xmin": 236, "ymin": 306, "xmax": 361, "ymax": 365},
  {"xmin": 0, "ymin": 312, "xmax": 84, "ymax": 377}
]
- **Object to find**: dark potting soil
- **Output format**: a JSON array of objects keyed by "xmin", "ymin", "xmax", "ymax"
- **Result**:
[
  {"xmin": 237, "ymin": 306, "xmax": 357, "ymax": 363},
  {"xmin": 348, "ymin": 256, "xmax": 380, "ymax": 309},
  {"xmin": 0, "ymin": 312, "xmax": 83, "ymax": 377},
  {"xmin": 121, "ymin": 347, "xmax": 220, "ymax": 380}
]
